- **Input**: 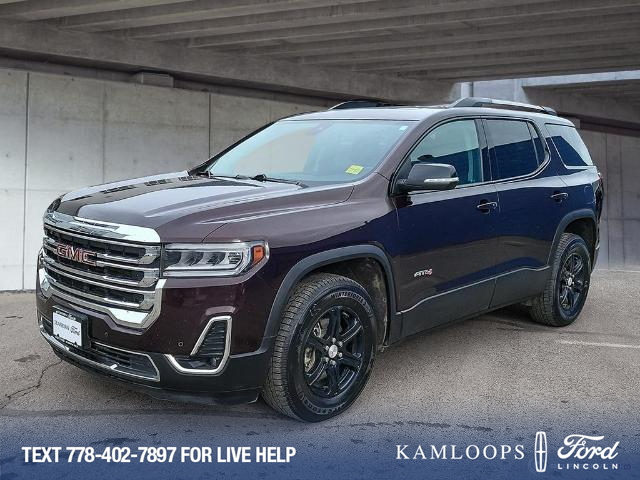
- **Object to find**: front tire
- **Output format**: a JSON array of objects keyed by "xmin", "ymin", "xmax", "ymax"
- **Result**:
[
  {"xmin": 262, "ymin": 273, "xmax": 376, "ymax": 422},
  {"xmin": 529, "ymin": 233, "xmax": 591, "ymax": 327}
]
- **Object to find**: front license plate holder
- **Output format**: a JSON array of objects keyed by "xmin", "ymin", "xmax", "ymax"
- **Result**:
[{"xmin": 52, "ymin": 308, "xmax": 89, "ymax": 349}]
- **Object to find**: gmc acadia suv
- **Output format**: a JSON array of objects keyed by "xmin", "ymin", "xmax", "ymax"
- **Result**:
[{"xmin": 36, "ymin": 97, "xmax": 603, "ymax": 421}]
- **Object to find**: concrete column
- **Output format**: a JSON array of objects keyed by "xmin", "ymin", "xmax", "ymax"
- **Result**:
[{"xmin": 0, "ymin": 70, "xmax": 27, "ymax": 290}]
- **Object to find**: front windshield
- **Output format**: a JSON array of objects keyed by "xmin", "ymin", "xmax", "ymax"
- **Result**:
[{"xmin": 206, "ymin": 119, "xmax": 414, "ymax": 185}]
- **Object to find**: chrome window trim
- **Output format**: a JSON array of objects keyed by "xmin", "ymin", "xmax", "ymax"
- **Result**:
[
  {"xmin": 44, "ymin": 211, "xmax": 161, "ymax": 244},
  {"xmin": 39, "ymin": 318, "xmax": 160, "ymax": 382},
  {"xmin": 164, "ymin": 316, "xmax": 232, "ymax": 375},
  {"xmin": 39, "ymin": 267, "xmax": 165, "ymax": 329}
]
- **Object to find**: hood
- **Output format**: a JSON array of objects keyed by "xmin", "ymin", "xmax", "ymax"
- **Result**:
[{"xmin": 55, "ymin": 171, "xmax": 353, "ymax": 242}]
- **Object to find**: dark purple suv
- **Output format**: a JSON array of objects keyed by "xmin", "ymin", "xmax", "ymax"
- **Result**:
[{"xmin": 36, "ymin": 97, "xmax": 603, "ymax": 421}]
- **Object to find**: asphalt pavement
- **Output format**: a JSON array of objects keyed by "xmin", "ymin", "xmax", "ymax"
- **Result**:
[{"xmin": 1, "ymin": 269, "xmax": 639, "ymax": 479}]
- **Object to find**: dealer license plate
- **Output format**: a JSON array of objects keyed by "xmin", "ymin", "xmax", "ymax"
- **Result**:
[{"xmin": 52, "ymin": 309, "xmax": 83, "ymax": 348}]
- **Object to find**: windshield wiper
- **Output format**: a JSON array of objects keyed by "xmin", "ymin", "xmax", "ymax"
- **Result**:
[
  {"xmin": 249, "ymin": 173, "xmax": 305, "ymax": 186},
  {"xmin": 199, "ymin": 172, "xmax": 249, "ymax": 180},
  {"xmin": 199, "ymin": 172, "xmax": 305, "ymax": 186}
]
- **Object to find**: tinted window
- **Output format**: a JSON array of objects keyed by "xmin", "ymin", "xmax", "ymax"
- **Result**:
[
  {"xmin": 486, "ymin": 119, "xmax": 540, "ymax": 179},
  {"xmin": 409, "ymin": 120, "xmax": 483, "ymax": 185},
  {"xmin": 546, "ymin": 123, "xmax": 593, "ymax": 167}
]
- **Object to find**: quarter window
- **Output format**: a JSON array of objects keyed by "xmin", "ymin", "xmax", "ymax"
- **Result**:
[
  {"xmin": 546, "ymin": 123, "xmax": 593, "ymax": 167},
  {"xmin": 408, "ymin": 120, "xmax": 483, "ymax": 186},
  {"xmin": 486, "ymin": 119, "xmax": 540, "ymax": 180}
]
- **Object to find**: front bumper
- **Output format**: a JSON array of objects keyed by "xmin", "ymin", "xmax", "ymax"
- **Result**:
[
  {"xmin": 36, "ymin": 260, "xmax": 278, "ymax": 403},
  {"xmin": 35, "ymin": 212, "xmax": 285, "ymax": 403},
  {"xmin": 38, "ymin": 311, "xmax": 271, "ymax": 404}
]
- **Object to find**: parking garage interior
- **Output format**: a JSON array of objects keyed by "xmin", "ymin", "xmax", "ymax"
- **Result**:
[{"xmin": 0, "ymin": 0, "xmax": 639, "ymax": 290}]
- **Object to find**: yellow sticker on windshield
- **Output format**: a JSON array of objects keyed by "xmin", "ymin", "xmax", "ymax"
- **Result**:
[{"xmin": 345, "ymin": 164, "xmax": 364, "ymax": 175}]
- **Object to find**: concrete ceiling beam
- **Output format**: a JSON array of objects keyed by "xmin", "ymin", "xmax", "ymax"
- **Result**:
[
  {"xmin": 0, "ymin": 17, "xmax": 455, "ymax": 103},
  {"xmin": 216, "ymin": 12, "xmax": 640, "ymax": 56},
  {"xmin": 298, "ymin": 27, "xmax": 640, "ymax": 66},
  {"xmin": 45, "ymin": 0, "xmax": 379, "ymax": 31},
  {"xmin": 0, "ymin": 0, "xmax": 190, "ymax": 21},
  {"xmin": 113, "ymin": 0, "xmax": 588, "ymax": 41},
  {"xmin": 184, "ymin": 0, "xmax": 639, "ymax": 48}
]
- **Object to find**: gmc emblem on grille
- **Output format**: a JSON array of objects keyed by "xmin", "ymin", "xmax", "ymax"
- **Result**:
[{"xmin": 56, "ymin": 244, "xmax": 97, "ymax": 266}]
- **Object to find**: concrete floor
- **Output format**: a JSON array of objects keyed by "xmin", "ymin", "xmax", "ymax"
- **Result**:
[{"xmin": 1, "ymin": 270, "xmax": 639, "ymax": 479}]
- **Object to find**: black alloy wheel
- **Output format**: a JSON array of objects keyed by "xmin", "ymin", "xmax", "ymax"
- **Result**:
[
  {"xmin": 529, "ymin": 232, "xmax": 591, "ymax": 327},
  {"xmin": 263, "ymin": 273, "xmax": 376, "ymax": 422},
  {"xmin": 302, "ymin": 305, "xmax": 365, "ymax": 398},
  {"xmin": 557, "ymin": 252, "xmax": 587, "ymax": 317}
]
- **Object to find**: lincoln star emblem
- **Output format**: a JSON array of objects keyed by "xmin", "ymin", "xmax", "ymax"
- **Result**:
[
  {"xmin": 56, "ymin": 244, "xmax": 97, "ymax": 266},
  {"xmin": 535, "ymin": 431, "xmax": 547, "ymax": 473}
]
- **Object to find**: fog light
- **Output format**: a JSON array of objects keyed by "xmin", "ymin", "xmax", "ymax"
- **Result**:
[
  {"xmin": 165, "ymin": 316, "xmax": 230, "ymax": 374},
  {"xmin": 172, "ymin": 356, "xmax": 219, "ymax": 370}
]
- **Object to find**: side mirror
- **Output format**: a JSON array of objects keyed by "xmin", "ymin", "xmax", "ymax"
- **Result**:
[{"xmin": 396, "ymin": 163, "xmax": 459, "ymax": 193}]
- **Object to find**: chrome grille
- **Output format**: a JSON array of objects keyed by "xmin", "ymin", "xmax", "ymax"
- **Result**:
[{"xmin": 40, "ymin": 212, "xmax": 164, "ymax": 329}]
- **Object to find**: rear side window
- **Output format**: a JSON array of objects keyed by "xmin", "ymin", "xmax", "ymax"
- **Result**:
[
  {"xmin": 546, "ymin": 123, "xmax": 593, "ymax": 167},
  {"xmin": 486, "ymin": 119, "xmax": 540, "ymax": 180}
]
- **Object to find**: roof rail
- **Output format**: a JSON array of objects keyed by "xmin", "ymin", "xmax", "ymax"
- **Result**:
[
  {"xmin": 329, "ymin": 99, "xmax": 396, "ymax": 110},
  {"xmin": 449, "ymin": 97, "xmax": 557, "ymax": 116}
]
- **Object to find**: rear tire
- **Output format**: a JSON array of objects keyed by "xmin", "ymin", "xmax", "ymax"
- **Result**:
[
  {"xmin": 529, "ymin": 233, "xmax": 591, "ymax": 327},
  {"xmin": 262, "ymin": 273, "xmax": 376, "ymax": 422}
]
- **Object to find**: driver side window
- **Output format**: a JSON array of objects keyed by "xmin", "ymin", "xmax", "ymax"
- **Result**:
[{"xmin": 408, "ymin": 120, "xmax": 484, "ymax": 186}]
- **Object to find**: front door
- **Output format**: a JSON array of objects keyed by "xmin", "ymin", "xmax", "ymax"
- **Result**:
[{"xmin": 391, "ymin": 118, "xmax": 499, "ymax": 337}]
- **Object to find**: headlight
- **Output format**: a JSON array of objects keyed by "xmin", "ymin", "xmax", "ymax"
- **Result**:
[{"xmin": 161, "ymin": 242, "xmax": 267, "ymax": 277}]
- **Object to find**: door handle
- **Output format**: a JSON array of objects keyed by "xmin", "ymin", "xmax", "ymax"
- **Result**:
[
  {"xmin": 476, "ymin": 200, "xmax": 498, "ymax": 212},
  {"xmin": 550, "ymin": 191, "xmax": 569, "ymax": 202}
]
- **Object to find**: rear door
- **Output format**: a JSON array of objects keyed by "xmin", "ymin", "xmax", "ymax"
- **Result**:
[
  {"xmin": 391, "ymin": 118, "xmax": 499, "ymax": 336},
  {"xmin": 484, "ymin": 117, "xmax": 570, "ymax": 307}
]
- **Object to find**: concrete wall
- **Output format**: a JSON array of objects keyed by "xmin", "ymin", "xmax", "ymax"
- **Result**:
[
  {"xmin": 581, "ymin": 131, "xmax": 640, "ymax": 270},
  {"xmin": 0, "ymin": 68, "xmax": 324, "ymax": 290}
]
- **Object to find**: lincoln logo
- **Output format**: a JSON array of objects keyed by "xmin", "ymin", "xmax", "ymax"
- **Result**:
[
  {"xmin": 56, "ymin": 244, "xmax": 97, "ymax": 266},
  {"xmin": 535, "ymin": 431, "xmax": 547, "ymax": 473}
]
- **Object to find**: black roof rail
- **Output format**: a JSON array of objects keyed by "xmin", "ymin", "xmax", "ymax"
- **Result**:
[
  {"xmin": 449, "ymin": 97, "xmax": 557, "ymax": 116},
  {"xmin": 329, "ymin": 99, "xmax": 396, "ymax": 110}
]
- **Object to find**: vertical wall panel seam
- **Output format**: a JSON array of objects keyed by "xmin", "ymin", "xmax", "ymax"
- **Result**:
[
  {"xmin": 605, "ymin": 133, "xmax": 611, "ymax": 268},
  {"xmin": 20, "ymin": 73, "xmax": 30, "ymax": 290},
  {"xmin": 208, "ymin": 93, "xmax": 212, "ymax": 156},
  {"xmin": 619, "ymin": 136, "xmax": 626, "ymax": 267},
  {"xmin": 101, "ymin": 85, "xmax": 107, "ymax": 183}
]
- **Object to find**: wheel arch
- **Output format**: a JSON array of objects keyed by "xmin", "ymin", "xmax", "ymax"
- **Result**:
[
  {"xmin": 263, "ymin": 245, "xmax": 398, "ymax": 350},
  {"xmin": 549, "ymin": 209, "xmax": 597, "ymax": 269}
]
